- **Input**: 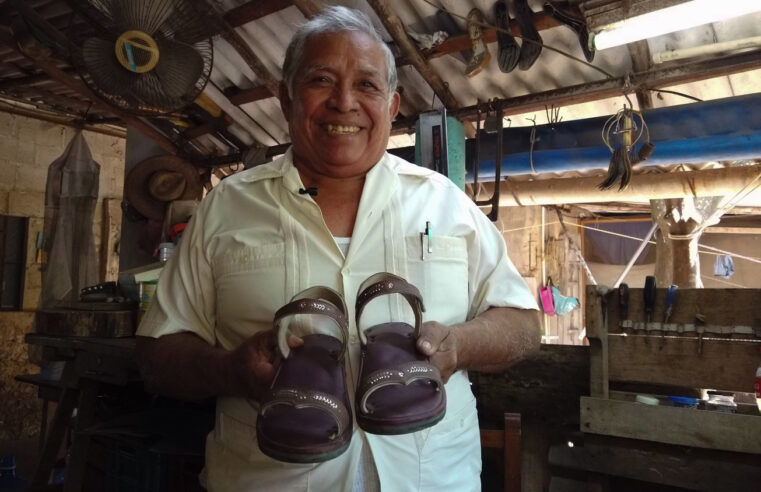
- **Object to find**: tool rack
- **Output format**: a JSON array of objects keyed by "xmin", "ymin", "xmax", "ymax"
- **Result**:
[{"xmin": 582, "ymin": 287, "xmax": 761, "ymax": 454}]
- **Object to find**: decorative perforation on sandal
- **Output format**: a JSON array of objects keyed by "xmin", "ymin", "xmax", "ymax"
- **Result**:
[
  {"xmin": 357, "ymin": 361, "xmax": 443, "ymax": 415},
  {"xmin": 260, "ymin": 388, "xmax": 351, "ymax": 438}
]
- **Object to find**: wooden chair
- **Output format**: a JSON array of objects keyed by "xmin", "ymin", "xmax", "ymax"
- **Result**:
[{"xmin": 480, "ymin": 412, "xmax": 522, "ymax": 492}]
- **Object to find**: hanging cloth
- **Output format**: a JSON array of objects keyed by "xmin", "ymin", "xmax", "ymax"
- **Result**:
[
  {"xmin": 539, "ymin": 277, "xmax": 555, "ymax": 316},
  {"xmin": 713, "ymin": 254, "xmax": 735, "ymax": 279},
  {"xmin": 40, "ymin": 131, "xmax": 100, "ymax": 307},
  {"xmin": 551, "ymin": 286, "xmax": 580, "ymax": 316}
]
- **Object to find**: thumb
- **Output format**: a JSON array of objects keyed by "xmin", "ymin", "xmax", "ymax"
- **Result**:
[{"xmin": 417, "ymin": 322, "xmax": 448, "ymax": 356}]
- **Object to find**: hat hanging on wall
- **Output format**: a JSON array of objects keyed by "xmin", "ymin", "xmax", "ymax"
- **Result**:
[{"xmin": 125, "ymin": 155, "xmax": 202, "ymax": 220}]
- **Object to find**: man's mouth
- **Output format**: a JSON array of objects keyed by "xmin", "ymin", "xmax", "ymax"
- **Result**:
[{"xmin": 322, "ymin": 124, "xmax": 361, "ymax": 135}]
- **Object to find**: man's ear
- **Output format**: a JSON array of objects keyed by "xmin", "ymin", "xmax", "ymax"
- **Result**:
[
  {"xmin": 279, "ymin": 82, "xmax": 291, "ymax": 120},
  {"xmin": 388, "ymin": 91, "xmax": 401, "ymax": 121}
]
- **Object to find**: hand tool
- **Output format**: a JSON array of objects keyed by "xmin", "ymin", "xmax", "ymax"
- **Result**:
[
  {"xmin": 643, "ymin": 276, "xmax": 657, "ymax": 326},
  {"xmin": 695, "ymin": 312, "xmax": 706, "ymax": 355},
  {"xmin": 661, "ymin": 284, "xmax": 677, "ymax": 343},
  {"xmin": 663, "ymin": 285, "xmax": 677, "ymax": 324},
  {"xmin": 618, "ymin": 283, "xmax": 630, "ymax": 330}
]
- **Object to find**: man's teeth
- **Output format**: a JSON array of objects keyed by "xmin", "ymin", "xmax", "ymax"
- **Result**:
[{"xmin": 324, "ymin": 124, "xmax": 360, "ymax": 134}]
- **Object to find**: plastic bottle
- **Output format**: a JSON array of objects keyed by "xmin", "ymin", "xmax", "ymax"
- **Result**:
[{"xmin": 755, "ymin": 347, "xmax": 761, "ymax": 413}]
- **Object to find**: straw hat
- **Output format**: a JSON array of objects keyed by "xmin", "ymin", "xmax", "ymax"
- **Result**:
[{"xmin": 125, "ymin": 155, "xmax": 202, "ymax": 220}]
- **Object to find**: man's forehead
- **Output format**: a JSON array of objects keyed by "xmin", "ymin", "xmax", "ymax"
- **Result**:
[{"xmin": 302, "ymin": 64, "xmax": 384, "ymax": 80}]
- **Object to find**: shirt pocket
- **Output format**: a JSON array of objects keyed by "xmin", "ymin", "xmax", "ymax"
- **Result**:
[
  {"xmin": 405, "ymin": 235, "xmax": 469, "ymax": 326},
  {"xmin": 212, "ymin": 243, "xmax": 287, "ymax": 336}
]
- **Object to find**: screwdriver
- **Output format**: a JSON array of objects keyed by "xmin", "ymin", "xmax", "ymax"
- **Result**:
[
  {"xmin": 644, "ymin": 276, "xmax": 657, "ymax": 326},
  {"xmin": 663, "ymin": 285, "xmax": 677, "ymax": 324},
  {"xmin": 662, "ymin": 284, "xmax": 677, "ymax": 341},
  {"xmin": 618, "ymin": 283, "xmax": 631, "ymax": 330}
]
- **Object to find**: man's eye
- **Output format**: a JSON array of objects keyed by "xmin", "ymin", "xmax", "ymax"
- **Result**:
[{"xmin": 360, "ymin": 81, "xmax": 378, "ymax": 89}]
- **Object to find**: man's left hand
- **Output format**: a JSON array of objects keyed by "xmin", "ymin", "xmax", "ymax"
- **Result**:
[{"xmin": 417, "ymin": 321, "xmax": 458, "ymax": 383}]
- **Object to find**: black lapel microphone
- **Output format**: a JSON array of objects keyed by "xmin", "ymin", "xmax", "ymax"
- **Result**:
[{"xmin": 298, "ymin": 187, "xmax": 318, "ymax": 196}]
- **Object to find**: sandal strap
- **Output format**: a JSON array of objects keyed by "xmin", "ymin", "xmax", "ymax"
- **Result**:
[
  {"xmin": 275, "ymin": 286, "xmax": 349, "ymax": 360},
  {"xmin": 355, "ymin": 273, "xmax": 425, "ymax": 346},
  {"xmin": 260, "ymin": 388, "xmax": 350, "ymax": 438},
  {"xmin": 357, "ymin": 361, "xmax": 443, "ymax": 415}
]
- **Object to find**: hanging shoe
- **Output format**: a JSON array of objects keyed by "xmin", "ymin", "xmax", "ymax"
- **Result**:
[
  {"xmin": 495, "ymin": 0, "xmax": 520, "ymax": 73},
  {"xmin": 464, "ymin": 8, "xmax": 491, "ymax": 78},
  {"xmin": 543, "ymin": 1, "xmax": 595, "ymax": 62},
  {"xmin": 513, "ymin": 0, "xmax": 542, "ymax": 70},
  {"xmin": 436, "ymin": 9, "xmax": 471, "ymax": 64}
]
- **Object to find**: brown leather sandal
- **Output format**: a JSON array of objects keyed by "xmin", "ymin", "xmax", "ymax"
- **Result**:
[
  {"xmin": 355, "ymin": 273, "xmax": 446, "ymax": 435},
  {"xmin": 256, "ymin": 286, "xmax": 352, "ymax": 463},
  {"xmin": 465, "ymin": 8, "xmax": 491, "ymax": 78}
]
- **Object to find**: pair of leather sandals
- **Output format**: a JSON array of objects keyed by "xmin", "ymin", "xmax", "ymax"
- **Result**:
[{"xmin": 256, "ymin": 273, "xmax": 446, "ymax": 463}]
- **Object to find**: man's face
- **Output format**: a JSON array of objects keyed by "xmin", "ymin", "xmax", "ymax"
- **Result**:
[{"xmin": 281, "ymin": 31, "xmax": 401, "ymax": 179}]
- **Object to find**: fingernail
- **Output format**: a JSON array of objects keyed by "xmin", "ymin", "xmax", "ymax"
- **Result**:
[{"xmin": 420, "ymin": 340, "xmax": 432, "ymax": 353}]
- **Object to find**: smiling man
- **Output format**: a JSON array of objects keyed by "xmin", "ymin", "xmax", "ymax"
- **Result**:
[{"xmin": 135, "ymin": 6, "xmax": 540, "ymax": 492}]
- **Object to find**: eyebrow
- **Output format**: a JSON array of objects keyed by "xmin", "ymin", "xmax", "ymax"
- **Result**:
[{"xmin": 301, "ymin": 65, "xmax": 385, "ymax": 82}]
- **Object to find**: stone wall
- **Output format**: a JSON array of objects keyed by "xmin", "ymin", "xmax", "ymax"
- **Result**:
[{"xmin": 0, "ymin": 112, "xmax": 125, "ymax": 439}]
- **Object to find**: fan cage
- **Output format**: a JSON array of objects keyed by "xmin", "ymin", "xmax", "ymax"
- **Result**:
[{"xmin": 71, "ymin": 0, "xmax": 215, "ymax": 116}]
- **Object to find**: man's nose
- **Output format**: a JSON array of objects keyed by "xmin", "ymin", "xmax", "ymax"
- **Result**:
[{"xmin": 328, "ymin": 84, "xmax": 359, "ymax": 112}]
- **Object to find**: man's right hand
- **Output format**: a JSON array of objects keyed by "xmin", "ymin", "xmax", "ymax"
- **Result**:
[
  {"xmin": 136, "ymin": 331, "xmax": 303, "ymax": 401},
  {"xmin": 227, "ymin": 330, "xmax": 304, "ymax": 400}
]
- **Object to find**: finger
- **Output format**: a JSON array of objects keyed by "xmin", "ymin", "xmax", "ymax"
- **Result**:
[
  {"xmin": 286, "ymin": 334, "xmax": 304, "ymax": 348},
  {"xmin": 417, "ymin": 324, "xmax": 450, "ymax": 355}
]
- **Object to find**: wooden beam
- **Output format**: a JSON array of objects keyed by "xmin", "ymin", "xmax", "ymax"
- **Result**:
[
  {"xmin": 704, "ymin": 226, "xmax": 761, "ymax": 235},
  {"xmin": 581, "ymin": 396, "xmax": 761, "ymax": 454},
  {"xmin": 628, "ymin": 41, "xmax": 654, "ymax": 109},
  {"xmin": 0, "ymin": 70, "xmax": 76, "ymax": 90},
  {"xmin": 226, "ymin": 85, "xmax": 273, "ymax": 106},
  {"xmin": 367, "ymin": 0, "xmax": 459, "ymax": 110},
  {"xmin": 0, "ymin": 100, "xmax": 126, "ymax": 138},
  {"xmin": 549, "ymin": 432, "xmax": 761, "ymax": 490},
  {"xmin": 392, "ymin": 48, "xmax": 761, "ymax": 134},
  {"xmin": 223, "ymin": 0, "xmax": 293, "ymax": 28},
  {"xmin": 100, "ymin": 198, "xmax": 121, "ymax": 282},
  {"xmin": 6, "ymin": 84, "xmax": 98, "ymax": 113},
  {"xmin": 473, "ymin": 165, "xmax": 761, "ymax": 207},
  {"xmin": 181, "ymin": 114, "xmax": 234, "ymax": 140}
]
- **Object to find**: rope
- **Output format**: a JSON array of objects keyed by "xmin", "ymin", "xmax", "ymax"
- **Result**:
[{"xmin": 500, "ymin": 220, "xmax": 761, "ymax": 265}]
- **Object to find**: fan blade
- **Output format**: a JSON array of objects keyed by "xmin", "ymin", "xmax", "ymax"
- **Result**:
[
  {"xmin": 81, "ymin": 37, "xmax": 137, "ymax": 95},
  {"xmin": 112, "ymin": 0, "xmax": 176, "ymax": 34},
  {"xmin": 154, "ymin": 39, "xmax": 204, "ymax": 99}
]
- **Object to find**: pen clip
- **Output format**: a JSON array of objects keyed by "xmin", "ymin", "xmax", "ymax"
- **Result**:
[{"xmin": 425, "ymin": 221, "xmax": 432, "ymax": 253}]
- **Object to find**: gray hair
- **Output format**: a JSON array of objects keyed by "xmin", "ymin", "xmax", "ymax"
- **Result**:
[{"xmin": 282, "ymin": 6, "xmax": 398, "ymax": 101}]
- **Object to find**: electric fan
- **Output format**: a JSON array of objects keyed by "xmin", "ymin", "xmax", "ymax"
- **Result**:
[{"xmin": 72, "ymin": 0, "xmax": 214, "ymax": 115}]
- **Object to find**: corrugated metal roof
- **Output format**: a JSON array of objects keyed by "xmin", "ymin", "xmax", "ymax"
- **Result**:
[{"xmin": 1, "ymin": 0, "xmax": 760, "ymax": 171}]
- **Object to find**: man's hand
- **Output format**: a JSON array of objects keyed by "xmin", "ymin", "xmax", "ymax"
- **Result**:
[
  {"xmin": 228, "ymin": 330, "xmax": 303, "ymax": 400},
  {"xmin": 416, "ymin": 321, "xmax": 458, "ymax": 383}
]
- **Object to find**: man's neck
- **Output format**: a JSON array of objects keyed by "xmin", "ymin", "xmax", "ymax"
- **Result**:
[{"xmin": 294, "ymin": 163, "xmax": 367, "ymax": 237}]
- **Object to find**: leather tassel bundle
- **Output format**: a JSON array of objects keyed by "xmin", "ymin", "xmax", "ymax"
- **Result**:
[{"xmin": 599, "ymin": 107, "xmax": 655, "ymax": 190}]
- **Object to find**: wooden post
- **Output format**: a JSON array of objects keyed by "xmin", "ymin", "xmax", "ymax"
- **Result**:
[
  {"xmin": 100, "ymin": 198, "xmax": 121, "ymax": 282},
  {"xmin": 651, "ymin": 197, "xmax": 717, "ymax": 288}
]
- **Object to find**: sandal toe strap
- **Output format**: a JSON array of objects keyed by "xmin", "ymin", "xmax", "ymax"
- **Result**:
[
  {"xmin": 260, "ymin": 388, "xmax": 350, "ymax": 438},
  {"xmin": 358, "ymin": 361, "xmax": 443, "ymax": 415}
]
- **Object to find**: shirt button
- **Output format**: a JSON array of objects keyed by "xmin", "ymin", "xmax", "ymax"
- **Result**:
[{"xmin": 349, "ymin": 334, "xmax": 357, "ymax": 343}]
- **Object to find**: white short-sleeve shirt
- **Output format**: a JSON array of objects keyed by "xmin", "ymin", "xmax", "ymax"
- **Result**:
[{"xmin": 138, "ymin": 150, "xmax": 537, "ymax": 492}]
